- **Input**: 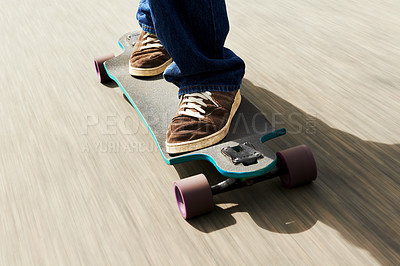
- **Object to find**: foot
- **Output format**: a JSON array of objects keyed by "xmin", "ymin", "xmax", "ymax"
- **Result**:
[
  {"xmin": 129, "ymin": 31, "xmax": 172, "ymax": 77},
  {"xmin": 166, "ymin": 90, "xmax": 241, "ymax": 154}
]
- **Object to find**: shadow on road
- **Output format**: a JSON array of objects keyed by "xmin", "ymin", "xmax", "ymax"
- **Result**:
[{"xmin": 174, "ymin": 79, "xmax": 400, "ymax": 263}]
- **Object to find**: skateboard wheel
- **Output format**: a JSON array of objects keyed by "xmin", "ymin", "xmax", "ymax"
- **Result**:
[
  {"xmin": 276, "ymin": 145, "xmax": 317, "ymax": 188},
  {"xmin": 94, "ymin": 54, "xmax": 115, "ymax": 83},
  {"xmin": 174, "ymin": 174, "xmax": 214, "ymax": 219}
]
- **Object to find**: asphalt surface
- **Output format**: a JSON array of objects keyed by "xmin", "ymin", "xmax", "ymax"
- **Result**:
[{"xmin": 1, "ymin": 0, "xmax": 400, "ymax": 265}]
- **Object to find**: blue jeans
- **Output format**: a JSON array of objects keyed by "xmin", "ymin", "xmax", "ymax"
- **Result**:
[{"xmin": 136, "ymin": 0, "xmax": 245, "ymax": 96}]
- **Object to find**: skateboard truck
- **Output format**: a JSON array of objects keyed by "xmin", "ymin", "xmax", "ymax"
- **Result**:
[
  {"xmin": 210, "ymin": 167, "xmax": 280, "ymax": 195},
  {"xmin": 222, "ymin": 142, "xmax": 263, "ymax": 166}
]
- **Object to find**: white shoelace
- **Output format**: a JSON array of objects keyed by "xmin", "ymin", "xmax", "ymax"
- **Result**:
[
  {"xmin": 178, "ymin": 91, "xmax": 219, "ymax": 119},
  {"xmin": 140, "ymin": 33, "xmax": 163, "ymax": 50}
]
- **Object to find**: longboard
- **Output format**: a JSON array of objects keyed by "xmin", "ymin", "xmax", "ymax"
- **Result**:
[{"xmin": 94, "ymin": 32, "xmax": 317, "ymax": 219}]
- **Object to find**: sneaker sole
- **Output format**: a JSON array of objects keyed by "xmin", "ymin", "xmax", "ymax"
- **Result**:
[
  {"xmin": 166, "ymin": 90, "xmax": 242, "ymax": 154},
  {"xmin": 129, "ymin": 58, "xmax": 172, "ymax": 77}
]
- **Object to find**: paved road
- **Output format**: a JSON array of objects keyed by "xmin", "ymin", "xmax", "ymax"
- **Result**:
[{"xmin": 1, "ymin": 0, "xmax": 399, "ymax": 265}]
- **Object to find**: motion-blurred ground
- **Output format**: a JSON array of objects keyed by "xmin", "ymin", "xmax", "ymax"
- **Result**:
[{"xmin": 1, "ymin": 0, "xmax": 399, "ymax": 265}]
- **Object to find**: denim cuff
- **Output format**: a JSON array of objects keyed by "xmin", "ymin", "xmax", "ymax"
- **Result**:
[
  {"xmin": 138, "ymin": 22, "xmax": 156, "ymax": 35},
  {"xmin": 178, "ymin": 84, "xmax": 241, "ymax": 97}
]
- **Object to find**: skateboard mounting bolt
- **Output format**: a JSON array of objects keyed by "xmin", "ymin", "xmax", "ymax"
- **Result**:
[{"xmin": 222, "ymin": 142, "xmax": 263, "ymax": 166}]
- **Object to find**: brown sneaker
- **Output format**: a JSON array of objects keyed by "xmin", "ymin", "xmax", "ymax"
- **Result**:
[
  {"xmin": 129, "ymin": 31, "xmax": 172, "ymax": 77},
  {"xmin": 166, "ymin": 90, "xmax": 241, "ymax": 154}
]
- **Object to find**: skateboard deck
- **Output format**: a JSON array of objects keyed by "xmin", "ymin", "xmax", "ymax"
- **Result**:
[{"xmin": 103, "ymin": 32, "xmax": 286, "ymax": 178}]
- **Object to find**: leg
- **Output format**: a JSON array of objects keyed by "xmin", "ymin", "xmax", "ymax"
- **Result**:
[
  {"xmin": 147, "ymin": 0, "xmax": 245, "ymax": 96},
  {"xmin": 135, "ymin": 0, "xmax": 245, "ymax": 154},
  {"xmin": 145, "ymin": 0, "xmax": 244, "ymax": 153},
  {"xmin": 136, "ymin": 0, "xmax": 155, "ymax": 34}
]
